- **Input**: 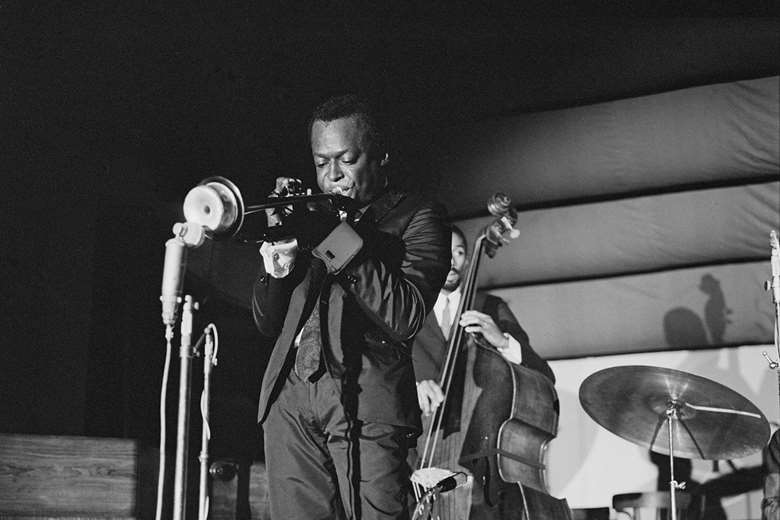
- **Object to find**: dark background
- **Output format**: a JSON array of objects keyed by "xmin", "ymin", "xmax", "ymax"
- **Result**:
[{"xmin": 1, "ymin": 2, "xmax": 778, "ymax": 459}]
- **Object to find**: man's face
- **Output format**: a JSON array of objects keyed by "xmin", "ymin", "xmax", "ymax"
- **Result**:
[
  {"xmin": 443, "ymin": 231, "xmax": 467, "ymax": 292},
  {"xmin": 311, "ymin": 116, "xmax": 384, "ymax": 206}
]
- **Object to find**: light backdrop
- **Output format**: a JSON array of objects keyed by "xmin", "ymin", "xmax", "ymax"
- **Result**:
[{"xmin": 546, "ymin": 344, "xmax": 777, "ymax": 517}]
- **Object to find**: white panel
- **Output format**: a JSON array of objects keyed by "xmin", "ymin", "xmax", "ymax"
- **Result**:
[
  {"xmin": 548, "ymin": 345, "xmax": 776, "ymax": 516},
  {"xmin": 458, "ymin": 182, "xmax": 780, "ymax": 287},
  {"xmin": 489, "ymin": 262, "xmax": 774, "ymax": 358}
]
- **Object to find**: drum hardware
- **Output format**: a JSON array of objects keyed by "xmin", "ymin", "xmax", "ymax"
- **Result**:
[{"xmin": 579, "ymin": 365, "xmax": 769, "ymax": 520}]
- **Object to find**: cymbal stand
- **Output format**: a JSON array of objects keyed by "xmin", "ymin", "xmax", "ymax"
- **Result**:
[
  {"xmin": 761, "ymin": 229, "xmax": 780, "ymax": 418},
  {"xmin": 665, "ymin": 402, "xmax": 685, "ymax": 520}
]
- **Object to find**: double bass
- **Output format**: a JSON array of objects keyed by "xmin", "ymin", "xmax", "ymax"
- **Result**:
[{"xmin": 413, "ymin": 194, "xmax": 571, "ymax": 520}]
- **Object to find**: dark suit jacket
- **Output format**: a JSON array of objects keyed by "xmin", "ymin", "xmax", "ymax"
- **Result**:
[
  {"xmin": 252, "ymin": 189, "xmax": 450, "ymax": 429},
  {"xmin": 412, "ymin": 292, "xmax": 555, "ymax": 385}
]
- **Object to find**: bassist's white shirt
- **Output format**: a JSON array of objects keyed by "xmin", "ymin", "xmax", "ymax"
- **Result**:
[{"xmin": 432, "ymin": 288, "xmax": 524, "ymax": 365}]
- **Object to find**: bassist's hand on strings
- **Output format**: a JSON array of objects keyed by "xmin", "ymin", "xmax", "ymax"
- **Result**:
[
  {"xmin": 460, "ymin": 310, "xmax": 523, "ymax": 365},
  {"xmin": 416, "ymin": 379, "xmax": 444, "ymax": 416}
]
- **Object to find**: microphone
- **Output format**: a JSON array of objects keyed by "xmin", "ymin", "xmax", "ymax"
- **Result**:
[
  {"xmin": 161, "ymin": 223, "xmax": 207, "ymax": 327},
  {"xmin": 433, "ymin": 472, "xmax": 470, "ymax": 493},
  {"xmin": 161, "ymin": 237, "xmax": 187, "ymax": 327},
  {"xmin": 411, "ymin": 471, "xmax": 471, "ymax": 520},
  {"xmin": 172, "ymin": 222, "xmax": 206, "ymax": 248}
]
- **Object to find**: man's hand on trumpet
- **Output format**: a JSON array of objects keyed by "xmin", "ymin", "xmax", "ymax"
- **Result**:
[
  {"xmin": 265, "ymin": 177, "xmax": 304, "ymax": 228},
  {"xmin": 260, "ymin": 176, "xmax": 343, "ymax": 277},
  {"xmin": 260, "ymin": 177, "xmax": 303, "ymax": 279}
]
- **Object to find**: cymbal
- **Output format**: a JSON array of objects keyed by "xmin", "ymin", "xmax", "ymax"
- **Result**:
[{"xmin": 579, "ymin": 365, "xmax": 769, "ymax": 460}]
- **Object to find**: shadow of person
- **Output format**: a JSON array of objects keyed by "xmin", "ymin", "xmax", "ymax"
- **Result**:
[
  {"xmin": 663, "ymin": 307, "xmax": 709, "ymax": 349},
  {"xmin": 699, "ymin": 274, "xmax": 732, "ymax": 346}
]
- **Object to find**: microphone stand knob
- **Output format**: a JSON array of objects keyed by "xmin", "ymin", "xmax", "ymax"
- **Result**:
[{"xmin": 209, "ymin": 460, "xmax": 238, "ymax": 482}]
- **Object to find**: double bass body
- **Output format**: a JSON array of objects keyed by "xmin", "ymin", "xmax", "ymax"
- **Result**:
[{"xmin": 461, "ymin": 343, "xmax": 559, "ymax": 503}]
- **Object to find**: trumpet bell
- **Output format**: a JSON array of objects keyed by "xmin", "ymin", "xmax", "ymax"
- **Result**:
[{"xmin": 183, "ymin": 176, "xmax": 245, "ymax": 239}]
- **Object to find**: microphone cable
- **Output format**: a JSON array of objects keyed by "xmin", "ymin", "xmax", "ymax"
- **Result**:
[
  {"xmin": 155, "ymin": 324, "xmax": 212, "ymax": 520},
  {"xmin": 198, "ymin": 323, "xmax": 219, "ymax": 520},
  {"xmin": 155, "ymin": 325, "xmax": 175, "ymax": 520}
]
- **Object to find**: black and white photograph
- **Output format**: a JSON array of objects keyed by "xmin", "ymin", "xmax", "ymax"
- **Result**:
[{"xmin": 1, "ymin": 3, "xmax": 779, "ymax": 519}]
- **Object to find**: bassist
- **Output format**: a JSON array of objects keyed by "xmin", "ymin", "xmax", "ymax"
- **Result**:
[{"xmin": 411, "ymin": 225, "xmax": 555, "ymax": 520}]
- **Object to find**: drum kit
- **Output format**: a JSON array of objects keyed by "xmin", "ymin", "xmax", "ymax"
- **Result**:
[{"xmin": 579, "ymin": 365, "xmax": 770, "ymax": 520}]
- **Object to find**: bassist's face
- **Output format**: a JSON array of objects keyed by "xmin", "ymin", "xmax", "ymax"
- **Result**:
[{"xmin": 443, "ymin": 231, "xmax": 468, "ymax": 293}]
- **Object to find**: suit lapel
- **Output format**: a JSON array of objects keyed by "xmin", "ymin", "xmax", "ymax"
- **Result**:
[
  {"xmin": 417, "ymin": 311, "xmax": 447, "ymax": 366},
  {"xmin": 361, "ymin": 189, "xmax": 405, "ymax": 225},
  {"xmin": 428, "ymin": 311, "xmax": 446, "ymax": 343}
]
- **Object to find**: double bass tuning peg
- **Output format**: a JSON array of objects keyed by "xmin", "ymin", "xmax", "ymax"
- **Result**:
[
  {"xmin": 762, "ymin": 351, "xmax": 779, "ymax": 370},
  {"xmin": 487, "ymin": 193, "xmax": 514, "ymax": 219},
  {"xmin": 484, "ymin": 193, "xmax": 520, "ymax": 256},
  {"xmin": 484, "ymin": 217, "xmax": 519, "ymax": 257}
]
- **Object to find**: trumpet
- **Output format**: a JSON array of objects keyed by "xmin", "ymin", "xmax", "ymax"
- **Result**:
[{"xmin": 182, "ymin": 176, "xmax": 356, "ymax": 242}]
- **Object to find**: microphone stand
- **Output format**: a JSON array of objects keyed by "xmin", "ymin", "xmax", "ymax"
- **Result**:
[
  {"xmin": 199, "ymin": 325, "xmax": 217, "ymax": 520},
  {"xmin": 762, "ymin": 230, "xmax": 780, "ymax": 419},
  {"xmin": 173, "ymin": 295, "xmax": 198, "ymax": 520},
  {"xmin": 159, "ymin": 222, "xmax": 209, "ymax": 520},
  {"xmin": 411, "ymin": 487, "xmax": 440, "ymax": 520}
]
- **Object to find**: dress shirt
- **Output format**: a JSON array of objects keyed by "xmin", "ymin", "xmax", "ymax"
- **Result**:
[{"xmin": 433, "ymin": 288, "xmax": 524, "ymax": 365}]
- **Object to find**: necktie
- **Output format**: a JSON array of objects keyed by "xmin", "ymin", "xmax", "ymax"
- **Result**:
[
  {"xmin": 294, "ymin": 259, "xmax": 327, "ymax": 382},
  {"xmin": 440, "ymin": 295, "xmax": 452, "ymax": 340},
  {"xmin": 295, "ymin": 304, "xmax": 323, "ymax": 381}
]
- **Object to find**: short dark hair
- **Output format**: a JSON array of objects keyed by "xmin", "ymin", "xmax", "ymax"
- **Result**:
[
  {"xmin": 451, "ymin": 224, "xmax": 469, "ymax": 254},
  {"xmin": 308, "ymin": 94, "xmax": 386, "ymax": 159}
]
